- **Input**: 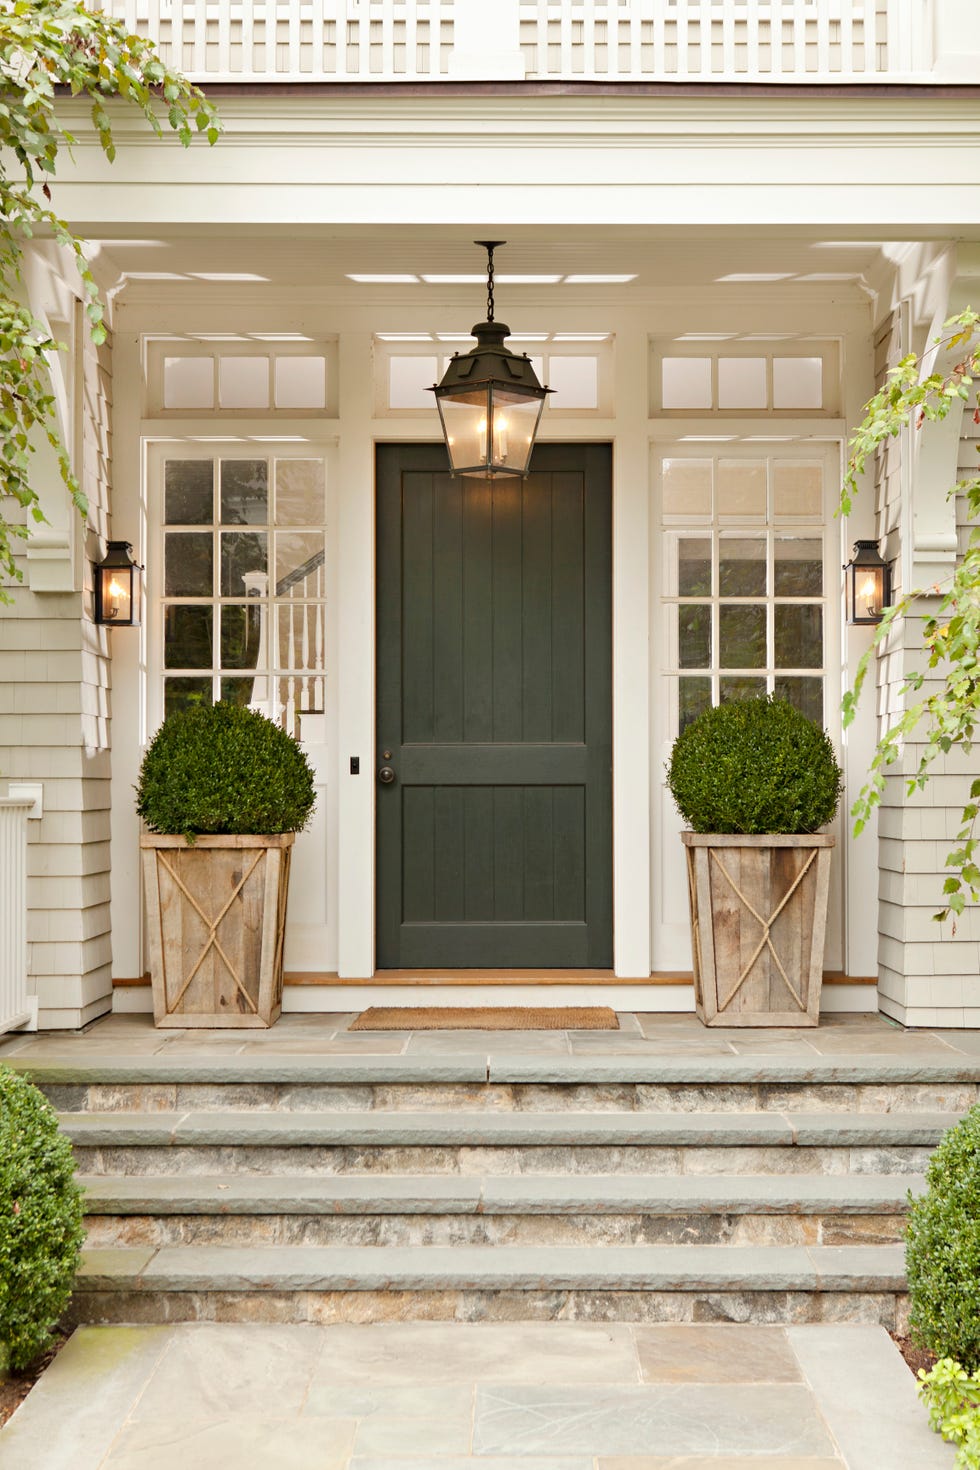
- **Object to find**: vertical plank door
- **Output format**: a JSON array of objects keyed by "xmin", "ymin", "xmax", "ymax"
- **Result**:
[{"xmin": 376, "ymin": 443, "xmax": 612, "ymax": 968}]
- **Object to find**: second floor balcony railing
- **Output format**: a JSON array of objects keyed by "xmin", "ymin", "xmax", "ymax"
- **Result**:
[{"xmin": 95, "ymin": 1, "xmax": 978, "ymax": 87}]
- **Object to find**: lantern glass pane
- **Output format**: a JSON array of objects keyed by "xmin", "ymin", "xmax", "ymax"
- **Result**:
[
  {"xmin": 99, "ymin": 565, "xmax": 132, "ymax": 624},
  {"xmin": 437, "ymin": 389, "xmax": 491, "ymax": 473},
  {"xmin": 854, "ymin": 564, "xmax": 885, "ymax": 620},
  {"xmin": 489, "ymin": 391, "xmax": 543, "ymax": 475}
]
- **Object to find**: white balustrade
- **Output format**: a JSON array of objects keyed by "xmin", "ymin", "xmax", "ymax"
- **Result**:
[
  {"xmin": 92, "ymin": 0, "xmax": 945, "ymax": 82},
  {"xmin": 0, "ymin": 799, "xmax": 37, "ymax": 1036}
]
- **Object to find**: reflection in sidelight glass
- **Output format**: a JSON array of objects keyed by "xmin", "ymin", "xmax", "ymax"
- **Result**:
[
  {"xmin": 164, "ymin": 532, "xmax": 212, "ymax": 597},
  {"xmin": 662, "ymin": 458, "xmax": 712, "ymax": 518},
  {"xmin": 220, "ymin": 531, "xmax": 267, "ymax": 597},
  {"xmin": 679, "ymin": 676, "xmax": 712, "ymax": 732},
  {"xmin": 275, "ymin": 459, "xmax": 325, "ymax": 526},
  {"xmin": 678, "ymin": 604, "xmax": 711, "ymax": 668},
  {"xmin": 774, "ymin": 537, "xmax": 823, "ymax": 596},
  {"xmin": 220, "ymin": 460, "xmax": 268, "ymax": 525},
  {"xmin": 775, "ymin": 675, "xmax": 823, "ymax": 724},
  {"xmin": 164, "ymin": 606, "xmax": 213, "ymax": 669},
  {"xmin": 220, "ymin": 604, "xmax": 263, "ymax": 671},
  {"xmin": 719, "ymin": 604, "xmax": 766, "ymax": 668},
  {"xmin": 719, "ymin": 537, "xmax": 766, "ymax": 597},
  {"xmin": 164, "ymin": 676, "xmax": 212, "ymax": 717},
  {"xmin": 165, "ymin": 460, "xmax": 213, "ymax": 524},
  {"xmin": 775, "ymin": 604, "xmax": 823, "ymax": 669}
]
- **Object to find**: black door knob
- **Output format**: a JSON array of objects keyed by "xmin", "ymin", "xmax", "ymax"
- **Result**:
[{"xmin": 378, "ymin": 765, "xmax": 396, "ymax": 785}]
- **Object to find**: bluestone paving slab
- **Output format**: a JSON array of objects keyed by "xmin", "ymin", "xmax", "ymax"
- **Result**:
[
  {"xmin": 102, "ymin": 1417, "xmax": 356, "ymax": 1470},
  {"xmin": 595, "ymin": 1461, "xmax": 845, "ymax": 1469},
  {"xmin": 472, "ymin": 1383, "xmax": 838, "ymax": 1457},
  {"xmin": 60, "ymin": 1109, "xmax": 804, "ymax": 1147},
  {"xmin": 6, "ymin": 1055, "xmax": 490, "ymax": 1084},
  {"xmin": 129, "ymin": 1322, "xmax": 324, "ymax": 1421},
  {"xmin": 478, "ymin": 1173, "xmax": 924, "ymax": 1214},
  {"xmin": 350, "ymin": 1462, "xmax": 593, "ymax": 1470},
  {"xmin": 788, "ymin": 1111, "xmax": 956, "ymax": 1145},
  {"xmin": 632, "ymin": 1325, "xmax": 803, "ymax": 1384},
  {"xmin": 305, "ymin": 1384, "xmax": 474, "ymax": 1455},
  {"xmin": 2, "ymin": 1322, "xmax": 952, "ymax": 1469},
  {"xmin": 405, "ymin": 1032, "xmax": 572, "ymax": 1054},
  {"xmin": 787, "ymin": 1324, "xmax": 953, "ymax": 1468},
  {"xmin": 76, "ymin": 1243, "xmax": 834, "ymax": 1291},
  {"xmin": 77, "ymin": 1247, "xmax": 156, "ymax": 1282},
  {"xmin": 487, "ymin": 1054, "xmax": 980, "ymax": 1083},
  {"xmin": 807, "ymin": 1246, "xmax": 908, "ymax": 1290},
  {"xmin": 0, "ymin": 1326, "xmax": 171, "ymax": 1470},
  {"xmin": 79, "ymin": 1174, "xmax": 486, "ymax": 1215},
  {"xmin": 308, "ymin": 1322, "xmax": 640, "ymax": 1386}
]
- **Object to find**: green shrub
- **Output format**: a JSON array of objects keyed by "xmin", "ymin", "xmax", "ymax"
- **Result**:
[
  {"xmin": 136, "ymin": 701, "xmax": 316, "ymax": 839},
  {"xmin": 666, "ymin": 695, "xmax": 843, "ymax": 835},
  {"xmin": 918, "ymin": 1359, "xmax": 980, "ymax": 1469},
  {"xmin": 0, "ymin": 1067, "xmax": 84, "ymax": 1373},
  {"xmin": 907, "ymin": 1104, "xmax": 980, "ymax": 1369}
]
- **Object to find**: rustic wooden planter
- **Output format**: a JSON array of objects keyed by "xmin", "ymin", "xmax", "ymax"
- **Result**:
[
  {"xmin": 682, "ymin": 832, "xmax": 835, "ymax": 1027},
  {"xmin": 141, "ymin": 832, "xmax": 294, "ymax": 1028}
]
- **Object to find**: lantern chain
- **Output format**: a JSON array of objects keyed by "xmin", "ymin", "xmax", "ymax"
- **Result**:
[{"xmin": 475, "ymin": 240, "xmax": 505, "ymax": 324}]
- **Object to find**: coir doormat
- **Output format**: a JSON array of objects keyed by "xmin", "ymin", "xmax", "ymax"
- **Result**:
[{"xmin": 350, "ymin": 1006, "xmax": 620, "ymax": 1031}]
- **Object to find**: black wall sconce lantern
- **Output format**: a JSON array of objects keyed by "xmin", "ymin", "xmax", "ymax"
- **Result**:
[
  {"xmin": 430, "ymin": 241, "xmax": 551, "ymax": 478},
  {"xmin": 844, "ymin": 539, "xmax": 891, "ymax": 626},
  {"xmin": 94, "ymin": 540, "xmax": 143, "ymax": 627}
]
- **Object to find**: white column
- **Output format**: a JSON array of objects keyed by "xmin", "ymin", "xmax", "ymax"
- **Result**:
[
  {"xmin": 448, "ymin": 0, "xmax": 526, "ymax": 80},
  {"xmin": 336, "ymin": 332, "xmax": 377, "ymax": 977},
  {"xmin": 932, "ymin": 0, "xmax": 980, "ymax": 82},
  {"xmin": 0, "ymin": 800, "xmax": 38, "ymax": 1033},
  {"xmin": 613, "ymin": 326, "xmax": 653, "ymax": 978}
]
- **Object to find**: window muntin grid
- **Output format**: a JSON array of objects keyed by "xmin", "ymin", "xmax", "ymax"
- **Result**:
[
  {"xmin": 160, "ymin": 454, "xmax": 327, "ymax": 739},
  {"xmin": 659, "ymin": 450, "xmax": 830, "ymax": 735}
]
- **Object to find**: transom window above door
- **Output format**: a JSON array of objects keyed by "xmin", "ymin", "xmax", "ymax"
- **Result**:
[
  {"xmin": 158, "ymin": 454, "xmax": 327, "ymax": 739},
  {"xmin": 657, "ymin": 446, "xmax": 838, "ymax": 737},
  {"xmin": 144, "ymin": 337, "xmax": 339, "ymax": 417}
]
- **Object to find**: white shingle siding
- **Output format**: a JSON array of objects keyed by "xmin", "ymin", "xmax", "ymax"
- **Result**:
[{"xmin": 0, "ymin": 318, "xmax": 114, "ymax": 1028}]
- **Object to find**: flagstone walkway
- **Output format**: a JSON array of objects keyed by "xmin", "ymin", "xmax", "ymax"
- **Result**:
[{"xmin": 0, "ymin": 1321, "xmax": 951, "ymax": 1469}]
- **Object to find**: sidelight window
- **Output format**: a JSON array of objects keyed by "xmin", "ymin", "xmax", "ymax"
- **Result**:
[
  {"xmin": 659, "ymin": 448, "xmax": 834, "ymax": 735},
  {"xmin": 159, "ymin": 454, "xmax": 327, "ymax": 739}
]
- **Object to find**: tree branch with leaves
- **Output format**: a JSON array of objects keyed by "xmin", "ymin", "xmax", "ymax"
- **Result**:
[
  {"xmin": 0, "ymin": 0, "xmax": 220, "ymax": 600},
  {"xmin": 842, "ymin": 309, "xmax": 980, "ymax": 922}
]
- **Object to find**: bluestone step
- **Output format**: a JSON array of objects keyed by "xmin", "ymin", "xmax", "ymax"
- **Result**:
[
  {"xmin": 58, "ymin": 1109, "xmax": 960, "ymax": 1148},
  {"xmin": 78, "ymin": 1172, "xmax": 925, "ymax": 1216},
  {"xmin": 10, "ymin": 1052, "xmax": 980, "ymax": 1086},
  {"xmin": 76, "ymin": 1242, "xmax": 908, "ymax": 1294}
]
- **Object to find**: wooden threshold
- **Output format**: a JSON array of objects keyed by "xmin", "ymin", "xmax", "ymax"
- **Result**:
[
  {"xmin": 115, "ymin": 969, "xmax": 877, "ymax": 988},
  {"xmin": 282, "ymin": 969, "xmax": 877, "ymax": 988}
]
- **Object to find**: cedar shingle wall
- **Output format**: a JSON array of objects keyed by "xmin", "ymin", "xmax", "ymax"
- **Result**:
[{"xmin": 0, "ymin": 313, "xmax": 113, "ymax": 1028}]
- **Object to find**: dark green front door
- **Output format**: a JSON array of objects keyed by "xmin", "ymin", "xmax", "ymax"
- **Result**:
[{"xmin": 376, "ymin": 443, "xmax": 612, "ymax": 969}]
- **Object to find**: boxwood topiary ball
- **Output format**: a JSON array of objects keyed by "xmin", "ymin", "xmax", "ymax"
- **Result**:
[
  {"xmin": 136, "ymin": 701, "xmax": 316, "ymax": 839},
  {"xmin": 666, "ymin": 695, "xmax": 842, "ymax": 835},
  {"xmin": 906, "ymin": 1104, "xmax": 980, "ymax": 1369},
  {"xmin": 0, "ymin": 1066, "xmax": 84, "ymax": 1373}
]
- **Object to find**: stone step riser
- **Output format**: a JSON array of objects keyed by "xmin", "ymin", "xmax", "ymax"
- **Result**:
[
  {"xmin": 66, "ymin": 1285, "xmax": 912, "ymax": 1330},
  {"xmin": 41, "ymin": 1080, "xmax": 980, "ymax": 1115},
  {"xmin": 69, "ymin": 1142, "xmax": 936, "ymax": 1176},
  {"xmin": 81, "ymin": 1209, "xmax": 909, "ymax": 1250}
]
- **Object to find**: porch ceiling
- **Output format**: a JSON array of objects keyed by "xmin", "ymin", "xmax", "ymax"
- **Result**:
[{"xmin": 88, "ymin": 227, "xmax": 889, "ymax": 302}]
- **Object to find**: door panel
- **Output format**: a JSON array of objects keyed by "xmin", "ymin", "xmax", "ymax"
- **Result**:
[{"xmin": 376, "ymin": 443, "xmax": 612, "ymax": 969}]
